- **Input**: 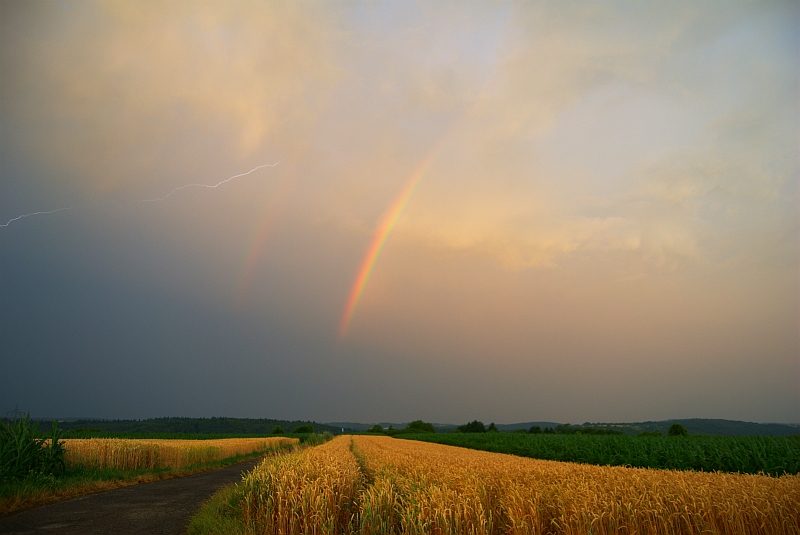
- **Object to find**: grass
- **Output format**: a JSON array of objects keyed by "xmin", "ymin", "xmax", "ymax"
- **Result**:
[
  {"xmin": 400, "ymin": 432, "xmax": 800, "ymax": 476},
  {"xmin": 0, "ymin": 438, "xmax": 298, "ymax": 516},
  {"xmin": 186, "ymin": 484, "xmax": 253, "ymax": 535}
]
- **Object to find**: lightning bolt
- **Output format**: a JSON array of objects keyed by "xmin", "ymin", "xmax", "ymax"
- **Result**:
[
  {"xmin": 0, "ymin": 207, "xmax": 76, "ymax": 228},
  {"xmin": 1, "ymin": 163, "xmax": 279, "ymax": 228},
  {"xmin": 138, "ymin": 162, "xmax": 279, "ymax": 202}
]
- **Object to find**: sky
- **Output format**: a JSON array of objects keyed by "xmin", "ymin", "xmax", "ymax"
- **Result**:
[{"xmin": 1, "ymin": 1, "xmax": 797, "ymax": 425}]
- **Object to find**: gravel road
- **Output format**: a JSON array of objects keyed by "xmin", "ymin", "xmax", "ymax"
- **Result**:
[{"xmin": 0, "ymin": 457, "xmax": 262, "ymax": 535}]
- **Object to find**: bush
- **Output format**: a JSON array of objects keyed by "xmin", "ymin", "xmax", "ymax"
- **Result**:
[
  {"xmin": 0, "ymin": 414, "xmax": 65, "ymax": 481},
  {"xmin": 668, "ymin": 423, "xmax": 688, "ymax": 436},
  {"xmin": 367, "ymin": 425, "xmax": 384, "ymax": 434},
  {"xmin": 580, "ymin": 427, "xmax": 623, "ymax": 436},
  {"xmin": 291, "ymin": 425, "xmax": 314, "ymax": 434},
  {"xmin": 405, "ymin": 420, "xmax": 435, "ymax": 433},
  {"xmin": 271, "ymin": 426, "xmax": 285, "ymax": 434},
  {"xmin": 458, "ymin": 420, "xmax": 486, "ymax": 433},
  {"xmin": 303, "ymin": 431, "xmax": 333, "ymax": 446}
]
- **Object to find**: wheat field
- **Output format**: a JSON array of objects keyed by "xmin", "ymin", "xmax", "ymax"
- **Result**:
[
  {"xmin": 239, "ymin": 432, "xmax": 363, "ymax": 534},
  {"xmin": 63, "ymin": 437, "xmax": 297, "ymax": 471},
  {"xmin": 218, "ymin": 435, "xmax": 799, "ymax": 535},
  {"xmin": 352, "ymin": 435, "xmax": 799, "ymax": 535}
]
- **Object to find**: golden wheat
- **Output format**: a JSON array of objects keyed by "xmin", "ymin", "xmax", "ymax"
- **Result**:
[
  {"xmin": 351, "ymin": 435, "xmax": 800, "ymax": 535},
  {"xmin": 63, "ymin": 437, "xmax": 296, "ymax": 471},
  {"xmin": 225, "ymin": 436, "xmax": 798, "ymax": 535},
  {"xmin": 239, "ymin": 435, "xmax": 362, "ymax": 535}
]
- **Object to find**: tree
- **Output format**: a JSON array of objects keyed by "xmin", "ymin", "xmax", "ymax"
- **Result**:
[
  {"xmin": 406, "ymin": 420, "xmax": 436, "ymax": 433},
  {"xmin": 368, "ymin": 424, "xmax": 384, "ymax": 433},
  {"xmin": 487, "ymin": 422, "xmax": 499, "ymax": 433},
  {"xmin": 668, "ymin": 422, "xmax": 688, "ymax": 436},
  {"xmin": 292, "ymin": 424, "xmax": 314, "ymax": 434},
  {"xmin": 271, "ymin": 426, "xmax": 285, "ymax": 434},
  {"xmin": 638, "ymin": 430, "xmax": 662, "ymax": 437},
  {"xmin": 458, "ymin": 420, "xmax": 486, "ymax": 433},
  {"xmin": 529, "ymin": 425, "xmax": 542, "ymax": 434}
]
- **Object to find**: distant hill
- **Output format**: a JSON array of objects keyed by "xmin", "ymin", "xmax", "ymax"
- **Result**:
[
  {"xmin": 496, "ymin": 421, "xmax": 564, "ymax": 432},
  {"xmin": 28, "ymin": 417, "xmax": 351, "ymax": 435},
  {"xmin": 20, "ymin": 416, "xmax": 797, "ymax": 437},
  {"xmin": 326, "ymin": 421, "xmax": 462, "ymax": 433},
  {"xmin": 327, "ymin": 418, "xmax": 800, "ymax": 436},
  {"xmin": 487, "ymin": 419, "xmax": 799, "ymax": 436},
  {"xmin": 326, "ymin": 421, "xmax": 379, "ymax": 432},
  {"xmin": 581, "ymin": 418, "xmax": 800, "ymax": 437}
]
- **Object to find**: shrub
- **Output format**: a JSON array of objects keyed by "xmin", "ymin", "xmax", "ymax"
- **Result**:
[
  {"xmin": 292, "ymin": 425, "xmax": 314, "ymax": 434},
  {"xmin": 458, "ymin": 421, "xmax": 486, "ymax": 433},
  {"xmin": 405, "ymin": 420, "xmax": 435, "ymax": 433},
  {"xmin": 368, "ymin": 425, "xmax": 384, "ymax": 434},
  {"xmin": 271, "ymin": 426, "xmax": 285, "ymax": 434},
  {"xmin": 668, "ymin": 423, "xmax": 688, "ymax": 436},
  {"xmin": 303, "ymin": 431, "xmax": 333, "ymax": 446}
]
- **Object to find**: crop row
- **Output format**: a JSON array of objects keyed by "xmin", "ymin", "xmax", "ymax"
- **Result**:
[
  {"xmin": 217, "ymin": 435, "xmax": 799, "ymax": 535},
  {"xmin": 63, "ymin": 437, "xmax": 297, "ymax": 471},
  {"xmin": 402, "ymin": 432, "xmax": 800, "ymax": 476}
]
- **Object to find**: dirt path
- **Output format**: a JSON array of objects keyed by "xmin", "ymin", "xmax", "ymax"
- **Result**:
[{"xmin": 0, "ymin": 457, "xmax": 262, "ymax": 535}]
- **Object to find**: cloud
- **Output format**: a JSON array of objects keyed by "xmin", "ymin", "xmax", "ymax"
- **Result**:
[
  {"xmin": 1, "ymin": 1, "xmax": 343, "ymax": 194},
  {"xmin": 401, "ymin": 210, "xmax": 643, "ymax": 270},
  {"xmin": 1, "ymin": 1, "xmax": 796, "ymax": 423},
  {"xmin": 349, "ymin": 0, "xmax": 798, "ymax": 278}
]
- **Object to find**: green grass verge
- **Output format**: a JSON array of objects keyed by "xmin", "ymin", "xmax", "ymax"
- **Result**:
[
  {"xmin": 186, "ymin": 484, "xmax": 253, "ymax": 535},
  {"xmin": 399, "ymin": 433, "xmax": 800, "ymax": 476},
  {"xmin": 0, "ymin": 445, "xmax": 294, "ymax": 517}
]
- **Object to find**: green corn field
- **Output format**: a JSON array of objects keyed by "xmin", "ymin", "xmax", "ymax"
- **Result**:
[{"xmin": 402, "ymin": 433, "xmax": 800, "ymax": 476}]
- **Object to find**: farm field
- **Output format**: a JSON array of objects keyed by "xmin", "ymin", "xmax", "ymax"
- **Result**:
[
  {"xmin": 63, "ymin": 437, "xmax": 298, "ymax": 470},
  {"xmin": 190, "ymin": 435, "xmax": 800, "ymax": 535},
  {"xmin": 1, "ymin": 436, "xmax": 299, "ymax": 516},
  {"xmin": 402, "ymin": 432, "xmax": 800, "ymax": 476}
]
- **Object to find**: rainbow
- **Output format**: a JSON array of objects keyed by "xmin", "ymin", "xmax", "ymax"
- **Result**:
[{"xmin": 338, "ymin": 147, "xmax": 444, "ymax": 338}]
